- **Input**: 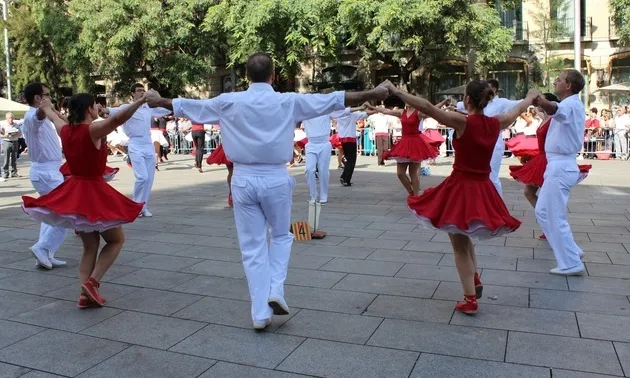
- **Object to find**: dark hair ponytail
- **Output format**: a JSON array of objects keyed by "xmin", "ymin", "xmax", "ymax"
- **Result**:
[
  {"xmin": 465, "ymin": 80, "xmax": 495, "ymax": 111},
  {"xmin": 543, "ymin": 92, "xmax": 560, "ymax": 103},
  {"xmin": 67, "ymin": 93, "xmax": 95, "ymax": 125}
]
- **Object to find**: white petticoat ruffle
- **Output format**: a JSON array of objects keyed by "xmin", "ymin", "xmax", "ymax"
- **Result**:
[
  {"xmin": 408, "ymin": 206, "xmax": 518, "ymax": 240},
  {"xmin": 388, "ymin": 157, "xmax": 423, "ymax": 163},
  {"xmin": 22, "ymin": 206, "xmax": 132, "ymax": 232}
]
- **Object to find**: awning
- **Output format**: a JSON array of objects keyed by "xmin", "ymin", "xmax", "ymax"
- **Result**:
[
  {"xmin": 435, "ymin": 84, "xmax": 467, "ymax": 96},
  {"xmin": 593, "ymin": 82, "xmax": 630, "ymax": 93}
]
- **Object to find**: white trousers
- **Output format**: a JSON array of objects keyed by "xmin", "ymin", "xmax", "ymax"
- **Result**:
[
  {"xmin": 535, "ymin": 156, "xmax": 583, "ymax": 270},
  {"xmin": 128, "ymin": 141, "xmax": 156, "ymax": 211},
  {"xmin": 231, "ymin": 165, "xmax": 295, "ymax": 322},
  {"xmin": 30, "ymin": 163, "xmax": 67, "ymax": 257},
  {"xmin": 489, "ymin": 135, "xmax": 505, "ymax": 196},
  {"xmin": 613, "ymin": 130, "xmax": 628, "ymax": 158},
  {"xmin": 305, "ymin": 141, "xmax": 331, "ymax": 202}
]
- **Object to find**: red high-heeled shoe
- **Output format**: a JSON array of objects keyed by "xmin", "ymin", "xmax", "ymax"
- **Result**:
[
  {"xmin": 539, "ymin": 234, "xmax": 546, "ymax": 240},
  {"xmin": 228, "ymin": 193, "xmax": 233, "ymax": 207},
  {"xmin": 474, "ymin": 272, "xmax": 483, "ymax": 299},
  {"xmin": 455, "ymin": 294, "xmax": 478, "ymax": 315}
]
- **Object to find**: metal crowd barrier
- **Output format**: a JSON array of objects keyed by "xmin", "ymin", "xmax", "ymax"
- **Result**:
[{"xmin": 159, "ymin": 129, "xmax": 630, "ymax": 160}]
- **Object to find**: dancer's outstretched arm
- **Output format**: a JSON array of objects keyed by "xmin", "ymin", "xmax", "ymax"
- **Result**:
[
  {"xmin": 495, "ymin": 89, "xmax": 539, "ymax": 130},
  {"xmin": 90, "ymin": 95, "xmax": 147, "ymax": 140},
  {"xmin": 381, "ymin": 81, "xmax": 467, "ymax": 134}
]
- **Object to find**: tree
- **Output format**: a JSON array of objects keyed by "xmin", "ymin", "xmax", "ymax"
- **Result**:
[
  {"xmin": 336, "ymin": 0, "xmax": 513, "ymax": 91},
  {"xmin": 69, "ymin": 0, "xmax": 221, "ymax": 97},
  {"xmin": 203, "ymin": 0, "xmax": 340, "ymax": 92},
  {"xmin": 609, "ymin": 0, "xmax": 630, "ymax": 45},
  {"xmin": 0, "ymin": 0, "xmax": 92, "ymax": 101},
  {"xmin": 529, "ymin": 0, "xmax": 569, "ymax": 91}
]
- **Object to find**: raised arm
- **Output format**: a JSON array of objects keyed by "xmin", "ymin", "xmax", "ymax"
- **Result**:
[
  {"xmin": 435, "ymin": 98, "xmax": 450, "ymax": 109},
  {"xmin": 344, "ymin": 86, "xmax": 389, "ymax": 106},
  {"xmin": 383, "ymin": 82, "xmax": 467, "ymax": 134},
  {"xmin": 38, "ymin": 100, "xmax": 67, "ymax": 134},
  {"xmin": 534, "ymin": 94, "xmax": 558, "ymax": 116},
  {"xmin": 89, "ymin": 96, "xmax": 147, "ymax": 140},
  {"xmin": 366, "ymin": 104, "xmax": 403, "ymax": 117},
  {"xmin": 145, "ymin": 90, "xmax": 220, "ymax": 125},
  {"xmin": 495, "ymin": 90, "xmax": 538, "ymax": 130}
]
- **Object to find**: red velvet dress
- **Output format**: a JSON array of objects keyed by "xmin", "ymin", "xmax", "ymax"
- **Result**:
[
  {"xmin": 60, "ymin": 161, "xmax": 119, "ymax": 182},
  {"xmin": 383, "ymin": 109, "xmax": 439, "ymax": 163},
  {"xmin": 407, "ymin": 115, "xmax": 521, "ymax": 239},
  {"xmin": 206, "ymin": 144, "xmax": 233, "ymax": 166},
  {"xmin": 509, "ymin": 119, "xmax": 592, "ymax": 187},
  {"xmin": 22, "ymin": 124, "xmax": 143, "ymax": 232}
]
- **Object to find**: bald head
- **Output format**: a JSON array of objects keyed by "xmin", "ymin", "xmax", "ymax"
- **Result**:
[{"xmin": 246, "ymin": 52, "xmax": 274, "ymax": 83}]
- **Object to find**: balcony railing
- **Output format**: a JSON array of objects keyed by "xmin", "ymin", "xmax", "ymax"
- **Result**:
[
  {"xmin": 610, "ymin": 16, "xmax": 620, "ymax": 40},
  {"xmin": 513, "ymin": 20, "xmax": 529, "ymax": 42},
  {"xmin": 557, "ymin": 17, "xmax": 593, "ymax": 41}
]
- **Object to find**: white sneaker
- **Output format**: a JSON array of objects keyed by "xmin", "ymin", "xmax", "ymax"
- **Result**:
[
  {"xmin": 268, "ymin": 297, "xmax": 290, "ymax": 315},
  {"xmin": 550, "ymin": 265, "xmax": 585, "ymax": 276},
  {"xmin": 49, "ymin": 257, "xmax": 67, "ymax": 267},
  {"xmin": 253, "ymin": 318, "xmax": 271, "ymax": 330},
  {"xmin": 319, "ymin": 200, "xmax": 327, "ymax": 205},
  {"xmin": 30, "ymin": 247, "xmax": 52, "ymax": 269},
  {"xmin": 142, "ymin": 209, "xmax": 153, "ymax": 217}
]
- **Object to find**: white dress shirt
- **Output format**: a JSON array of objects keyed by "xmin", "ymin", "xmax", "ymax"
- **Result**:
[
  {"xmin": 21, "ymin": 107, "xmax": 63, "ymax": 163},
  {"xmin": 615, "ymin": 114, "xmax": 630, "ymax": 131},
  {"xmin": 368, "ymin": 113, "xmax": 389, "ymax": 134},
  {"xmin": 333, "ymin": 108, "xmax": 368, "ymax": 138},
  {"xmin": 109, "ymin": 103, "xmax": 171, "ymax": 143},
  {"xmin": 302, "ymin": 114, "xmax": 333, "ymax": 139},
  {"xmin": 172, "ymin": 83, "xmax": 345, "ymax": 165},
  {"xmin": 523, "ymin": 117, "xmax": 541, "ymax": 136},
  {"xmin": 294, "ymin": 129, "xmax": 306, "ymax": 141},
  {"xmin": 546, "ymin": 94, "xmax": 585, "ymax": 155},
  {"xmin": 457, "ymin": 98, "xmax": 520, "ymax": 117}
]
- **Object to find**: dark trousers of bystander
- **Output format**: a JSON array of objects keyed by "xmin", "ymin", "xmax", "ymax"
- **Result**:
[{"xmin": 340, "ymin": 142, "xmax": 357, "ymax": 185}]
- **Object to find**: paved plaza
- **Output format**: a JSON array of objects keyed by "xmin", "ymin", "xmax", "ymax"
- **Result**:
[{"xmin": 0, "ymin": 153, "xmax": 629, "ymax": 377}]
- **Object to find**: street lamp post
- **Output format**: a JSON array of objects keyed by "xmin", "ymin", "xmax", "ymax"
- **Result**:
[
  {"xmin": 574, "ymin": 0, "xmax": 581, "ymax": 72},
  {"xmin": 1, "ymin": 0, "xmax": 10, "ymax": 100}
]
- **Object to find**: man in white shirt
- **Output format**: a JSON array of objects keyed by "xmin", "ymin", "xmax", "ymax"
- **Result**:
[
  {"xmin": 333, "ymin": 107, "xmax": 370, "ymax": 186},
  {"xmin": 1, "ymin": 112, "xmax": 21, "ymax": 180},
  {"xmin": 103, "ymin": 84, "xmax": 172, "ymax": 217},
  {"xmin": 456, "ymin": 79, "xmax": 521, "ymax": 195},
  {"xmin": 368, "ymin": 112, "xmax": 390, "ymax": 165},
  {"xmin": 613, "ymin": 106, "xmax": 629, "ymax": 159},
  {"xmin": 146, "ymin": 52, "xmax": 388, "ymax": 330},
  {"xmin": 534, "ymin": 69, "xmax": 586, "ymax": 276},
  {"xmin": 301, "ymin": 112, "xmax": 336, "ymax": 204},
  {"xmin": 21, "ymin": 82, "xmax": 68, "ymax": 269}
]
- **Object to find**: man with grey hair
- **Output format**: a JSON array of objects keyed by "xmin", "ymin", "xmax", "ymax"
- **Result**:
[
  {"xmin": 1, "ymin": 112, "xmax": 21, "ymax": 180},
  {"xmin": 534, "ymin": 69, "xmax": 587, "ymax": 276}
]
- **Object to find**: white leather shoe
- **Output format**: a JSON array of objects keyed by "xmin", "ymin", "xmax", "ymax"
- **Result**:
[
  {"xmin": 253, "ymin": 318, "xmax": 271, "ymax": 330},
  {"xmin": 550, "ymin": 265, "xmax": 585, "ymax": 276},
  {"xmin": 30, "ymin": 247, "xmax": 52, "ymax": 269},
  {"xmin": 142, "ymin": 209, "xmax": 153, "ymax": 217}
]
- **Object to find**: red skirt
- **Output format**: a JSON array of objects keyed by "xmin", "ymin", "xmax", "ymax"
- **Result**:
[
  {"xmin": 295, "ymin": 138, "xmax": 308, "ymax": 149},
  {"xmin": 407, "ymin": 171, "xmax": 521, "ymax": 239},
  {"xmin": 206, "ymin": 144, "xmax": 232, "ymax": 166},
  {"xmin": 509, "ymin": 154, "xmax": 592, "ymax": 188},
  {"xmin": 510, "ymin": 136, "xmax": 539, "ymax": 158},
  {"xmin": 383, "ymin": 134, "xmax": 439, "ymax": 163},
  {"xmin": 22, "ymin": 177, "xmax": 143, "ymax": 232},
  {"xmin": 60, "ymin": 162, "xmax": 119, "ymax": 182},
  {"xmin": 505, "ymin": 134, "xmax": 526, "ymax": 150},
  {"xmin": 330, "ymin": 134, "xmax": 342, "ymax": 149},
  {"xmin": 423, "ymin": 129, "xmax": 445, "ymax": 147}
]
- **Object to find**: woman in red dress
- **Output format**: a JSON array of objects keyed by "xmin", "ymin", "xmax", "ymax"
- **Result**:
[
  {"xmin": 22, "ymin": 93, "xmax": 146, "ymax": 309},
  {"xmin": 381, "ymin": 80, "xmax": 536, "ymax": 315},
  {"xmin": 60, "ymin": 161, "xmax": 119, "ymax": 182},
  {"xmin": 367, "ymin": 104, "xmax": 442, "ymax": 196},
  {"xmin": 206, "ymin": 143, "xmax": 234, "ymax": 207},
  {"xmin": 509, "ymin": 93, "xmax": 592, "ymax": 240}
]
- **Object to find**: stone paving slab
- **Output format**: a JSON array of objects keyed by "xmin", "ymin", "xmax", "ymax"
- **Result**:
[{"xmin": 2, "ymin": 155, "xmax": 630, "ymax": 377}]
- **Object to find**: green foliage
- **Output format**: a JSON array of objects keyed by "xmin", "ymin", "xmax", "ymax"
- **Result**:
[
  {"xmin": 69, "ymin": 0, "xmax": 220, "ymax": 96},
  {"xmin": 337, "ymin": 0, "xmax": 513, "ymax": 86},
  {"xmin": 0, "ymin": 0, "xmax": 91, "ymax": 100},
  {"xmin": 1, "ymin": 0, "xmax": 516, "ymax": 96},
  {"xmin": 528, "ymin": 0, "xmax": 570, "ymax": 90},
  {"xmin": 610, "ymin": 0, "xmax": 630, "ymax": 45}
]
